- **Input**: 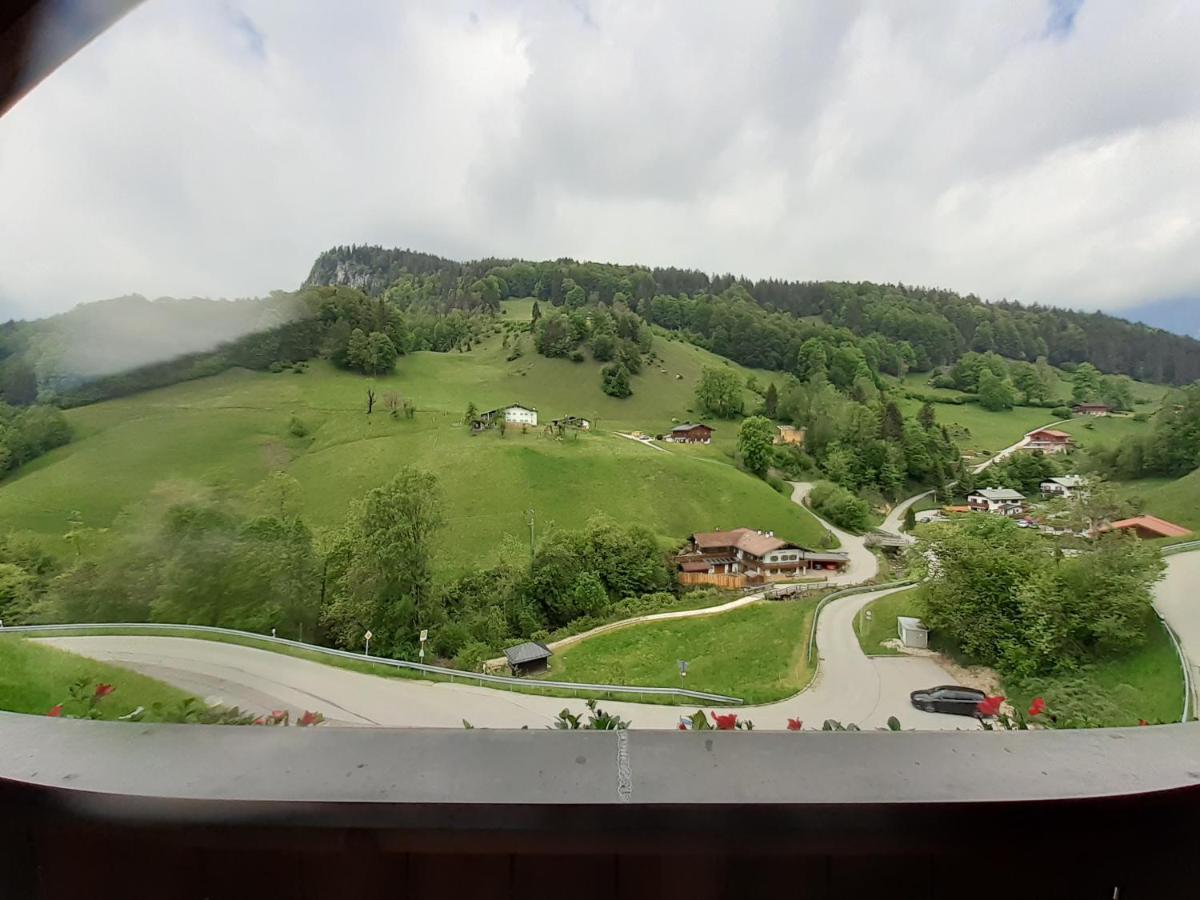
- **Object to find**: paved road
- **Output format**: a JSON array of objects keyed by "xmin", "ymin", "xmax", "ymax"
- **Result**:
[
  {"xmin": 36, "ymin": 583, "xmax": 976, "ymax": 731},
  {"xmin": 880, "ymin": 490, "xmax": 933, "ymax": 537},
  {"xmin": 788, "ymin": 482, "xmax": 879, "ymax": 585},
  {"xmin": 1154, "ymin": 551, "xmax": 1200, "ymax": 712}
]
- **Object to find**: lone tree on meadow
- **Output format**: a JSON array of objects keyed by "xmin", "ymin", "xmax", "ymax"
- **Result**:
[{"xmin": 737, "ymin": 415, "xmax": 776, "ymax": 476}]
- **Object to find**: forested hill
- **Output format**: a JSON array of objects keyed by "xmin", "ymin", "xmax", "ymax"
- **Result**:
[{"xmin": 306, "ymin": 245, "xmax": 1200, "ymax": 385}]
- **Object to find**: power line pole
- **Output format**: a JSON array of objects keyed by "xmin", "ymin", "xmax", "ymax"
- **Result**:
[{"xmin": 526, "ymin": 508, "xmax": 535, "ymax": 559}]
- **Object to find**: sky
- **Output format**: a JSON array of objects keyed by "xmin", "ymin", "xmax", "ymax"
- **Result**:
[{"xmin": 1, "ymin": 0, "xmax": 1199, "ymax": 328}]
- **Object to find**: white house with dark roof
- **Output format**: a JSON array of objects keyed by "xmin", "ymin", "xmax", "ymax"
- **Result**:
[
  {"xmin": 1040, "ymin": 475, "xmax": 1086, "ymax": 498},
  {"xmin": 480, "ymin": 404, "xmax": 538, "ymax": 427},
  {"xmin": 967, "ymin": 487, "xmax": 1026, "ymax": 517}
]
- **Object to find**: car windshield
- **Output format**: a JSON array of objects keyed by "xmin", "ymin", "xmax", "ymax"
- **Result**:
[{"xmin": 1, "ymin": 0, "xmax": 1198, "ymax": 848}]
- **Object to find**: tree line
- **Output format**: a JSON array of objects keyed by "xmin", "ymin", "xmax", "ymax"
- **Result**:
[
  {"xmin": 307, "ymin": 246, "xmax": 1200, "ymax": 385},
  {"xmin": 1, "ymin": 468, "xmax": 681, "ymax": 672}
]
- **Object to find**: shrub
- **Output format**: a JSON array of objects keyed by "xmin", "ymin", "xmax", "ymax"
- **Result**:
[
  {"xmin": 454, "ymin": 641, "xmax": 492, "ymax": 673},
  {"xmin": 1132, "ymin": 412, "xmax": 1149, "ymax": 422},
  {"xmin": 766, "ymin": 473, "xmax": 789, "ymax": 495},
  {"xmin": 506, "ymin": 347, "xmax": 523, "ymax": 361},
  {"xmin": 1052, "ymin": 406, "xmax": 1072, "ymax": 418},
  {"xmin": 808, "ymin": 480, "xmax": 871, "ymax": 532},
  {"xmin": 569, "ymin": 350, "xmax": 585, "ymax": 363},
  {"xmin": 268, "ymin": 361, "xmax": 286, "ymax": 373},
  {"xmin": 287, "ymin": 416, "xmax": 308, "ymax": 438}
]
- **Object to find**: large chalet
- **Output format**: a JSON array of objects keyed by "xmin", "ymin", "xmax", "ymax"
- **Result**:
[
  {"xmin": 674, "ymin": 528, "xmax": 849, "ymax": 585},
  {"xmin": 1024, "ymin": 428, "xmax": 1074, "ymax": 454}
]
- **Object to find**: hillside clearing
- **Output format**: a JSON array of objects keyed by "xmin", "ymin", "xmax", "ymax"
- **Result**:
[{"xmin": 0, "ymin": 331, "xmax": 824, "ymax": 573}]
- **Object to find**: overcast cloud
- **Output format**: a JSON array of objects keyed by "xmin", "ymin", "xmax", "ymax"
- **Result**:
[{"xmin": 2, "ymin": 0, "xmax": 1199, "ymax": 321}]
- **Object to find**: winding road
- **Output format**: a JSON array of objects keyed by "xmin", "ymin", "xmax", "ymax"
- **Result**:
[{"xmin": 34, "ymin": 580, "xmax": 972, "ymax": 731}]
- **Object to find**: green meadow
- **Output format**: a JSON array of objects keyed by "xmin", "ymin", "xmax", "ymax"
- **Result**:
[
  {"xmin": 0, "ymin": 312, "xmax": 823, "ymax": 574},
  {"xmin": 543, "ymin": 598, "xmax": 819, "ymax": 704}
]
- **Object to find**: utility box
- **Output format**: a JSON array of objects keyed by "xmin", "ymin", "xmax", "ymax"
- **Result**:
[{"xmin": 897, "ymin": 616, "xmax": 929, "ymax": 649}]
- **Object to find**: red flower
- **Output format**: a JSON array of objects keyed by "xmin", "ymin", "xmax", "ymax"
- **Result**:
[
  {"xmin": 711, "ymin": 711, "xmax": 738, "ymax": 730},
  {"xmin": 47, "ymin": 705, "xmax": 63, "ymax": 717},
  {"xmin": 252, "ymin": 716, "xmax": 266, "ymax": 725},
  {"xmin": 297, "ymin": 710, "xmax": 324, "ymax": 727},
  {"xmin": 1027, "ymin": 697, "xmax": 1046, "ymax": 717},
  {"xmin": 976, "ymin": 695, "xmax": 1005, "ymax": 718},
  {"xmin": 1138, "ymin": 719, "xmax": 1149, "ymax": 727},
  {"xmin": 677, "ymin": 722, "xmax": 687, "ymax": 731},
  {"xmin": 94, "ymin": 683, "xmax": 115, "ymax": 699},
  {"xmin": 786, "ymin": 718, "xmax": 803, "ymax": 731}
]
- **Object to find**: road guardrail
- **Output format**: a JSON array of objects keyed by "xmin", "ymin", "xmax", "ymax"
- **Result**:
[{"xmin": 0, "ymin": 622, "xmax": 744, "ymax": 705}]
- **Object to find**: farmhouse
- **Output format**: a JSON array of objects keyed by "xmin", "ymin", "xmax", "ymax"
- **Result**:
[
  {"xmin": 503, "ymin": 641, "xmax": 552, "ymax": 676},
  {"xmin": 1102, "ymin": 515, "xmax": 1191, "ymax": 540},
  {"xmin": 1024, "ymin": 428, "xmax": 1074, "ymax": 454},
  {"xmin": 1040, "ymin": 475, "xmax": 1086, "ymax": 498},
  {"xmin": 480, "ymin": 404, "xmax": 538, "ymax": 427},
  {"xmin": 774, "ymin": 425, "xmax": 806, "ymax": 446},
  {"xmin": 967, "ymin": 488, "xmax": 1026, "ymax": 517},
  {"xmin": 665, "ymin": 423, "xmax": 713, "ymax": 444},
  {"xmin": 674, "ymin": 528, "xmax": 849, "ymax": 585},
  {"xmin": 553, "ymin": 415, "xmax": 590, "ymax": 430},
  {"xmin": 1072, "ymin": 402, "xmax": 1112, "ymax": 417}
]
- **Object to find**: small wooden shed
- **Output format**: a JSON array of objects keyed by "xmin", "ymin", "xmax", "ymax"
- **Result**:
[{"xmin": 503, "ymin": 641, "xmax": 553, "ymax": 676}]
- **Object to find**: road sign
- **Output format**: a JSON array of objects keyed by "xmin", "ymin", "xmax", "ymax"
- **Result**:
[
  {"xmin": 678, "ymin": 659, "xmax": 688, "ymax": 677},
  {"xmin": 364, "ymin": 630, "xmax": 373, "ymax": 641},
  {"xmin": 419, "ymin": 629, "xmax": 428, "ymax": 642}
]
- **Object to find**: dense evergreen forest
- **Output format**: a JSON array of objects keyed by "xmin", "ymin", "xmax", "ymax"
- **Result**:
[{"xmin": 305, "ymin": 245, "xmax": 1200, "ymax": 384}]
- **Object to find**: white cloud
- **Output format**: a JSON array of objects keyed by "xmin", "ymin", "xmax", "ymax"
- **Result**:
[{"xmin": 1, "ymin": 0, "xmax": 1199, "ymax": 320}]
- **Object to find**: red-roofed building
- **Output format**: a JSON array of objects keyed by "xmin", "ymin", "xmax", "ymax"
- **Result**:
[
  {"xmin": 1102, "ymin": 515, "xmax": 1192, "ymax": 540},
  {"xmin": 1024, "ymin": 428, "xmax": 1074, "ymax": 454},
  {"xmin": 1072, "ymin": 403, "xmax": 1112, "ymax": 417}
]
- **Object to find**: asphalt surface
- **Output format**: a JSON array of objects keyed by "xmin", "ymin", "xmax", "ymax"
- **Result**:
[
  {"xmin": 36, "ymin": 583, "xmax": 977, "ymax": 731},
  {"xmin": 788, "ymin": 481, "xmax": 879, "ymax": 584},
  {"xmin": 1154, "ymin": 551, "xmax": 1200, "ymax": 709}
]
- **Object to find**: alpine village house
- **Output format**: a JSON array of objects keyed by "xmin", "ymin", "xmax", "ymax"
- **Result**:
[{"xmin": 674, "ymin": 528, "xmax": 849, "ymax": 588}]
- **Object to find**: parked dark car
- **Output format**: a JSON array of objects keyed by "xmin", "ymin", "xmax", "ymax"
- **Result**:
[{"xmin": 910, "ymin": 685, "xmax": 987, "ymax": 717}]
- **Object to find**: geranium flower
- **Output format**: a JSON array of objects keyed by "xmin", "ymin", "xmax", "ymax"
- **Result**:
[
  {"xmin": 297, "ymin": 710, "xmax": 324, "ymax": 727},
  {"xmin": 94, "ymin": 683, "xmax": 115, "ymax": 699},
  {"xmin": 47, "ymin": 705, "xmax": 63, "ymax": 717},
  {"xmin": 1138, "ymin": 719, "xmax": 1149, "ymax": 727},
  {"xmin": 786, "ymin": 718, "xmax": 803, "ymax": 731},
  {"xmin": 677, "ymin": 722, "xmax": 688, "ymax": 731},
  {"xmin": 976, "ymin": 695, "xmax": 1005, "ymax": 717},
  {"xmin": 711, "ymin": 711, "xmax": 738, "ymax": 730},
  {"xmin": 1027, "ymin": 697, "xmax": 1046, "ymax": 717}
]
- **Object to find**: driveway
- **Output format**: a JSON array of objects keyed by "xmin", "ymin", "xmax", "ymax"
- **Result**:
[{"xmin": 35, "ymin": 582, "xmax": 976, "ymax": 731}]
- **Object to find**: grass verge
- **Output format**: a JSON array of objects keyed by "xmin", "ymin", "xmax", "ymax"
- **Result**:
[
  {"xmin": 542, "ymin": 598, "xmax": 819, "ymax": 704},
  {"xmin": 0, "ymin": 636, "xmax": 197, "ymax": 721},
  {"xmin": 855, "ymin": 586, "xmax": 922, "ymax": 656}
]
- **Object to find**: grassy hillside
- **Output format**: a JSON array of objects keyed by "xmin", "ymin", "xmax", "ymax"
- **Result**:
[
  {"xmin": 1056, "ymin": 415, "xmax": 1154, "ymax": 452},
  {"xmin": 1116, "ymin": 470, "xmax": 1200, "ymax": 534},
  {"xmin": 0, "ymin": 318, "xmax": 822, "ymax": 574},
  {"xmin": 894, "ymin": 397, "xmax": 1060, "ymax": 457}
]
